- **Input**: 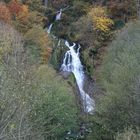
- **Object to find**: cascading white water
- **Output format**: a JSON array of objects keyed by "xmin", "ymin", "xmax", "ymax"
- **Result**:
[
  {"xmin": 47, "ymin": 9, "xmax": 95, "ymax": 114},
  {"xmin": 61, "ymin": 41, "xmax": 95, "ymax": 114},
  {"xmin": 56, "ymin": 9, "xmax": 62, "ymax": 21},
  {"xmin": 44, "ymin": 0, "xmax": 48, "ymax": 7},
  {"xmin": 47, "ymin": 23, "xmax": 53, "ymax": 34},
  {"xmin": 47, "ymin": 9, "xmax": 62, "ymax": 33}
]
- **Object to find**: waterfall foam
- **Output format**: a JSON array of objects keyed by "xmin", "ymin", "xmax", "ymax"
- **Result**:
[
  {"xmin": 61, "ymin": 41, "xmax": 95, "ymax": 114},
  {"xmin": 56, "ymin": 9, "xmax": 62, "ymax": 21},
  {"xmin": 47, "ymin": 10, "xmax": 62, "ymax": 33},
  {"xmin": 47, "ymin": 9, "xmax": 95, "ymax": 114},
  {"xmin": 47, "ymin": 23, "xmax": 53, "ymax": 34}
]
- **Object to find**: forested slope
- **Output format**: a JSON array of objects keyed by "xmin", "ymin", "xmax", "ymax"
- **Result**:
[
  {"xmin": 0, "ymin": 0, "xmax": 140, "ymax": 140},
  {"xmin": 88, "ymin": 21, "xmax": 140, "ymax": 140}
]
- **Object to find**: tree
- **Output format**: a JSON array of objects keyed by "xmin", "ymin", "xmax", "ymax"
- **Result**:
[
  {"xmin": 89, "ymin": 7, "xmax": 113, "ymax": 35},
  {"xmin": 24, "ymin": 25, "xmax": 52, "ymax": 63},
  {"xmin": 94, "ymin": 21, "xmax": 140, "ymax": 139},
  {"xmin": 0, "ymin": 22, "xmax": 78, "ymax": 140},
  {"xmin": 17, "ymin": 4, "xmax": 29, "ymax": 19},
  {"xmin": 7, "ymin": 0, "xmax": 45, "ymax": 34},
  {"xmin": 8, "ymin": 0, "xmax": 23, "ymax": 17},
  {"xmin": 116, "ymin": 128, "xmax": 140, "ymax": 140},
  {"xmin": 0, "ymin": 21, "xmax": 35, "ymax": 140},
  {"xmin": 0, "ymin": 2, "xmax": 11, "ymax": 23},
  {"xmin": 65, "ymin": 6, "xmax": 114, "ymax": 75},
  {"xmin": 107, "ymin": 0, "xmax": 137, "ymax": 22},
  {"xmin": 30, "ymin": 65, "xmax": 78, "ymax": 140},
  {"xmin": 45, "ymin": 0, "xmax": 71, "ymax": 9},
  {"xmin": 23, "ymin": 0, "xmax": 45, "ymax": 13},
  {"xmin": 49, "ymin": 0, "xmax": 91, "ymax": 39}
]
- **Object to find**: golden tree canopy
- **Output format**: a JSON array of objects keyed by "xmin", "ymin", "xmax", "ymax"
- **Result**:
[{"xmin": 89, "ymin": 7, "xmax": 114, "ymax": 32}]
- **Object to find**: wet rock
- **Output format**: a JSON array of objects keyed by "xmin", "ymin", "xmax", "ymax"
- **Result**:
[
  {"xmin": 59, "ymin": 71, "xmax": 71, "ymax": 79},
  {"xmin": 83, "ymin": 75, "xmax": 95, "ymax": 97}
]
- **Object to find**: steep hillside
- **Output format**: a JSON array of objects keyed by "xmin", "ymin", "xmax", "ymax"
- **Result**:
[{"xmin": 89, "ymin": 21, "xmax": 140, "ymax": 140}]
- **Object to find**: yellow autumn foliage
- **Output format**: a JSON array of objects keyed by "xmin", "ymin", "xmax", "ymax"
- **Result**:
[
  {"xmin": 89, "ymin": 7, "xmax": 114, "ymax": 32},
  {"xmin": 21, "ymin": 5, "xmax": 29, "ymax": 16},
  {"xmin": 17, "ymin": 4, "xmax": 29, "ymax": 20},
  {"xmin": 94, "ymin": 17, "xmax": 114, "ymax": 32},
  {"xmin": 24, "ymin": 25, "xmax": 52, "ymax": 63}
]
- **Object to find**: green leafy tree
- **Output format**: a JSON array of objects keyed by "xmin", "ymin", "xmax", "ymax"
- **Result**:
[
  {"xmin": 22, "ymin": 0, "xmax": 45, "ymax": 12},
  {"xmin": 93, "ymin": 21, "xmax": 140, "ymax": 139},
  {"xmin": 116, "ymin": 128, "xmax": 140, "ymax": 140},
  {"xmin": 24, "ymin": 25, "xmax": 52, "ymax": 63},
  {"xmin": 107, "ymin": 0, "xmax": 137, "ymax": 22},
  {"xmin": 14, "ymin": 10, "xmax": 44, "ymax": 33},
  {"xmin": 0, "ymin": 22, "xmax": 78, "ymax": 140}
]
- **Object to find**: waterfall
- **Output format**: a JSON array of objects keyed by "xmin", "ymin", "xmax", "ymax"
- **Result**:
[
  {"xmin": 44, "ymin": 0, "xmax": 48, "ymax": 7},
  {"xmin": 61, "ymin": 41, "xmax": 95, "ymax": 114},
  {"xmin": 57, "ymin": 39, "xmax": 61, "ymax": 47},
  {"xmin": 56, "ymin": 9, "xmax": 62, "ymax": 21},
  {"xmin": 47, "ymin": 9, "xmax": 95, "ymax": 114},
  {"xmin": 47, "ymin": 23, "xmax": 53, "ymax": 34},
  {"xmin": 47, "ymin": 10, "xmax": 62, "ymax": 33}
]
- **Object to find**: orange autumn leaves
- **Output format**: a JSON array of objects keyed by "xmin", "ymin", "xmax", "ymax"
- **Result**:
[
  {"xmin": 0, "ymin": 0, "xmax": 51, "ymax": 63},
  {"xmin": 0, "ymin": 2, "xmax": 11, "ymax": 23},
  {"xmin": 0, "ymin": 0, "xmax": 29, "ymax": 23},
  {"xmin": 8, "ymin": 0, "xmax": 23, "ymax": 16},
  {"xmin": 8, "ymin": 0, "xmax": 29, "ymax": 21}
]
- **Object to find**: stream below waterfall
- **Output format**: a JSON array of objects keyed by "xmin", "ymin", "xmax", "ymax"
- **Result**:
[{"xmin": 47, "ymin": 9, "xmax": 95, "ymax": 114}]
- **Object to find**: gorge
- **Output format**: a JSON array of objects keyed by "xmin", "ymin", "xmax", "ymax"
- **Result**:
[
  {"xmin": 1, "ymin": 0, "xmax": 139, "ymax": 139},
  {"xmin": 47, "ymin": 9, "xmax": 95, "ymax": 114}
]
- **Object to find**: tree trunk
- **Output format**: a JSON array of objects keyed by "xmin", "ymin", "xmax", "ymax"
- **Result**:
[{"xmin": 136, "ymin": 0, "xmax": 140, "ymax": 19}]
